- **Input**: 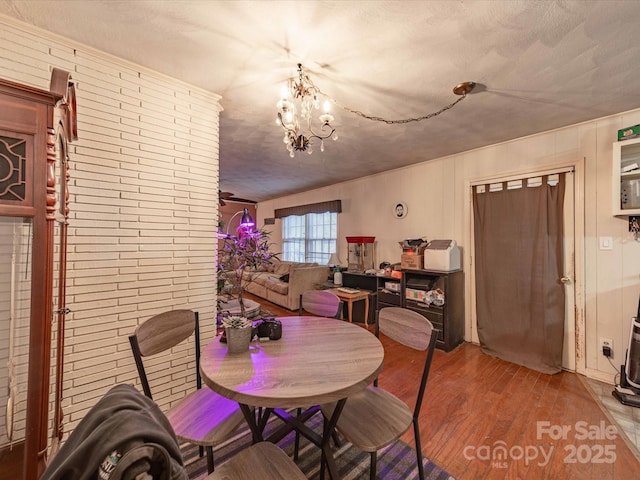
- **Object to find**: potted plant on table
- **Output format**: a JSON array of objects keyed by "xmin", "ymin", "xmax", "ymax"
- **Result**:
[
  {"xmin": 220, "ymin": 315, "xmax": 253, "ymax": 353},
  {"xmin": 217, "ymin": 227, "xmax": 278, "ymax": 349}
]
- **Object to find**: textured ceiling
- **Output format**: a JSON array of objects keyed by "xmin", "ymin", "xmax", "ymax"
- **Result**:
[{"xmin": 2, "ymin": 0, "xmax": 640, "ymax": 202}]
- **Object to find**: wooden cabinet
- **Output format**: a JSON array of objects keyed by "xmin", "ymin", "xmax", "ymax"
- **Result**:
[
  {"xmin": 343, "ymin": 269, "xmax": 464, "ymax": 352},
  {"xmin": 402, "ymin": 270, "xmax": 464, "ymax": 352},
  {"xmin": 612, "ymin": 138, "xmax": 640, "ymax": 216},
  {"xmin": 377, "ymin": 276, "xmax": 402, "ymax": 309},
  {"xmin": 0, "ymin": 70, "xmax": 75, "ymax": 480}
]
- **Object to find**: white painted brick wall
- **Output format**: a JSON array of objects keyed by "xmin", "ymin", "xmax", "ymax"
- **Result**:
[{"xmin": 0, "ymin": 18, "xmax": 222, "ymax": 443}]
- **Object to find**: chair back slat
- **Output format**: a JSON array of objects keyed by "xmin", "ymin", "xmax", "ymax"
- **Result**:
[
  {"xmin": 133, "ymin": 309, "xmax": 196, "ymax": 357},
  {"xmin": 378, "ymin": 307, "xmax": 433, "ymax": 351},
  {"xmin": 378, "ymin": 307, "xmax": 438, "ymax": 420},
  {"xmin": 300, "ymin": 290, "xmax": 342, "ymax": 318}
]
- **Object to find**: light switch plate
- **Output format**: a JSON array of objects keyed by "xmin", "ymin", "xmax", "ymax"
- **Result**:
[{"xmin": 599, "ymin": 236, "xmax": 613, "ymax": 250}]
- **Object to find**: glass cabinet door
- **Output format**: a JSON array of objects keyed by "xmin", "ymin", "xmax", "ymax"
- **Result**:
[
  {"xmin": 0, "ymin": 217, "xmax": 33, "ymax": 475},
  {"xmin": 613, "ymin": 138, "xmax": 640, "ymax": 216}
]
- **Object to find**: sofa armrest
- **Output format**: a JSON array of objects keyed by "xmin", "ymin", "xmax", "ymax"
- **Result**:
[{"xmin": 287, "ymin": 266, "xmax": 330, "ymax": 310}]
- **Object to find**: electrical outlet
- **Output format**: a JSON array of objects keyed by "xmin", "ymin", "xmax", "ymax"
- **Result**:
[{"xmin": 600, "ymin": 338, "xmax": 613, "ymax": 357}]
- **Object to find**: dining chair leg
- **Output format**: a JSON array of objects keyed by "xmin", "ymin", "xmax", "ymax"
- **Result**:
[
  {"xmin": 369, "ymin": 451, "xmax": 377, "ymax": 480},
  {"xmin": 413, "ymin": 421, "xmax": 425, "ymax": 480},
  {"xmin": 322, "ymin": 400, "xmax": 346, "ymax": 480},
  {"xmin": 318, "ymin": 416, "xmax": 326, "ymax": 480},
  {"xmin": 206, "ymin": 446, "xmax": 214, "ymax": 474},
  {"xmin": 293, "ymin": 407, "xmax": 302, "ymax": 460},
  {"xmin": 319, "ymin": 452, "xmax": 326, "ymax": 480}
]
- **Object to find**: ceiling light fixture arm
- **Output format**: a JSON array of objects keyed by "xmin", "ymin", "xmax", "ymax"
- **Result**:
[{"xmin": 277, "ymin": 113, "xmax": 335, "ymax": 152}]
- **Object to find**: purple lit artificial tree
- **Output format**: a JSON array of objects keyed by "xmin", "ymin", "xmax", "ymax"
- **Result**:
[{"xmin": 216, "ymin": 209, "xmax": 278, "ymax": 319}]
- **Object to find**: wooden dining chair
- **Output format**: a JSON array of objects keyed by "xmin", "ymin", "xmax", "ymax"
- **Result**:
[
  {"xmin": 206, "ymin": 442, "xmax": 306, "ymax": 480},
  {"xmin": 299, "ymin": 289, "xmax": 343, "ymax": 318},
  {"xmin": 129, "ymin": 309, "xmax": 245, "ymax": 474},
  {"xmin": 320, "ymin": 307, "xmax": 438, "ymax": 480}
]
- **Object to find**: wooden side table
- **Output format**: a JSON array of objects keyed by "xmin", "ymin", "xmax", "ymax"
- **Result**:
[{"xmin": 329, "ymin": 288, "xmax": 371, "ymax": 327}]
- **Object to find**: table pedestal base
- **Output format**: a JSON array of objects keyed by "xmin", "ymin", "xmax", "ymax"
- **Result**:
[{"xmin": 239, "ymin": 400, "xmax": 347, "ymax": 480}]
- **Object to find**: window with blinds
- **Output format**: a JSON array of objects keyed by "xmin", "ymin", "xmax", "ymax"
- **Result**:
[{"xmin": 282, "ymin": 212, "xmax": 337, "ymax": 264}]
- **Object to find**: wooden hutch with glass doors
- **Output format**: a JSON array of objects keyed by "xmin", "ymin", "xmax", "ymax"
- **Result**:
[{"xmin": 0, "ymin": 69, "xmax": 76, "ymax": 479}]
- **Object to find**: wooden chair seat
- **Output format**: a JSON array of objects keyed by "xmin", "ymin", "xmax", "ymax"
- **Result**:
[
  {"xmin": 166, "ymin": 387, "xmax": 245, "ymax": 446},
  {"xmin": 206, "ymin": 442, "xmax": 307, "ymax": 480},
  {"xmin": 320, "ymin": 386, "xmax": 412, "ymax": 452}
]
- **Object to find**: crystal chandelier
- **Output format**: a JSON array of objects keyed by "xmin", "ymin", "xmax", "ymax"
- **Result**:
[{"xmin": 276, "ymin": 63, "xmax": 338, "ymax": 157}]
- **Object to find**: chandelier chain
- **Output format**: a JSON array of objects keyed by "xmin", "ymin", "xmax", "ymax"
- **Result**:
[{"xmin": 317, "ymin": 87, "xmax": 469, "ymax": 125}]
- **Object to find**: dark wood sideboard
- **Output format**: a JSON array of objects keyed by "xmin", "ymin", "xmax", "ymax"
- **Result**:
[{"xmin": 342, "ymin": 269, "xmax": 464, "ymax": 352}]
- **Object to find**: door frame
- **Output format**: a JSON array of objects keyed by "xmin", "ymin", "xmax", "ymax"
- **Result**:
[{"xmin": 464, "ymin": 158, "xmax": 586, "ymax": 375}]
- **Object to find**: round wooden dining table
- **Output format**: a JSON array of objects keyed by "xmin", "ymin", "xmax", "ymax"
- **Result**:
[{"xmin": 200, "ymin": 316, "xmax": 384, "ymax": 479}]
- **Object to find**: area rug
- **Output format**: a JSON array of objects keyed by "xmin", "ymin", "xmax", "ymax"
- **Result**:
[{"xmin": 181, "ymin": 412, "xmax": 455, "ymax": 480}]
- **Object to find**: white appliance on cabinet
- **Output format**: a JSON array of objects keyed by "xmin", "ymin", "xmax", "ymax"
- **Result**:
[{"xmin": 423, "ymin": 240, "xmax": 461, "ymax": 272}]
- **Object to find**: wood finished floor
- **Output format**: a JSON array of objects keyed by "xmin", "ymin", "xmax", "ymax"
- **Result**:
[{"xmin": 259, "ymin": 293, "xmax": 640, "ymax": 480}]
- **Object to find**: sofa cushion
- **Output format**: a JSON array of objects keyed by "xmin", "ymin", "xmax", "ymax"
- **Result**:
[
  {"xmin": 268, "ymin": 278, "xmax": 289, "ymax": 295},
  {"xmin": 251, "ymin": 272, "xmax": 279, "ymax": 287},
  {"xmin": 273, "ymin": 262, "xmax": 292, "ymax": 275}
]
